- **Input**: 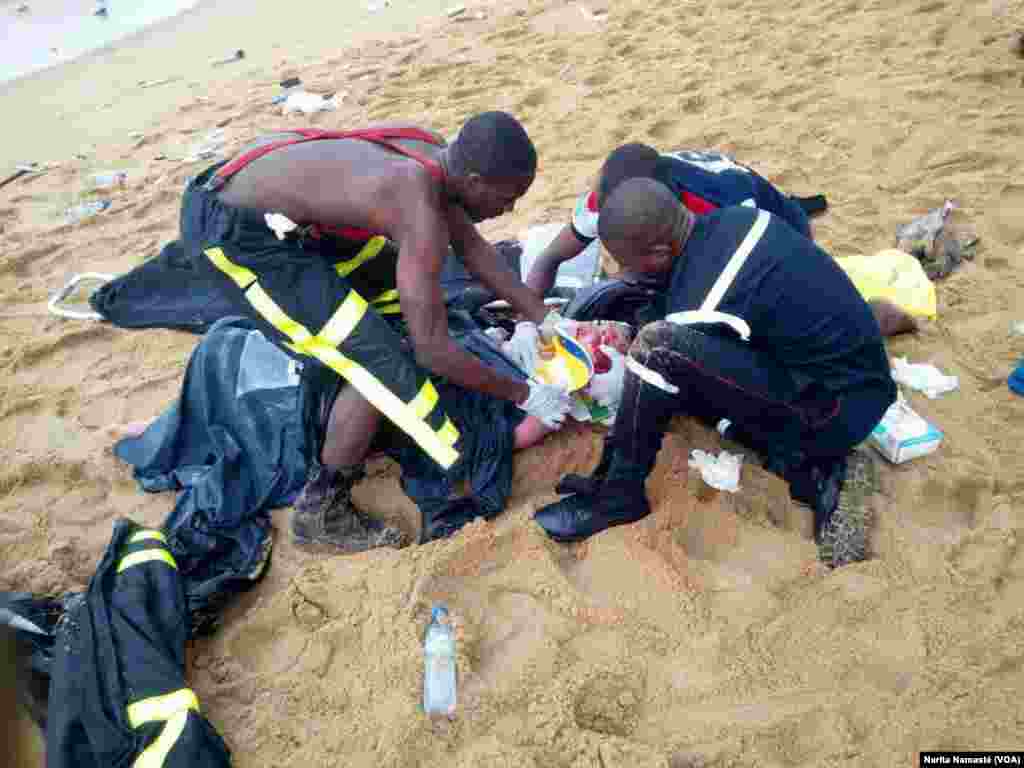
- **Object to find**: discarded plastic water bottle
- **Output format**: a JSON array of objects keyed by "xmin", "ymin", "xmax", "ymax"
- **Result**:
[
  {"xmin": 65, "ymin": 199, "xmax": 111, "ymax": 224},
  {"xmin": 88, "ymin": 171, "xmax": 128, "ymax": 190},
  {"xmin": 423, "ymin": 603, "xmax": 456, "ymax": 717}
]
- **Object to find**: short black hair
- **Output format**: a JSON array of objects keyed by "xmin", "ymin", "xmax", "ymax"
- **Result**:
[
  {"xmin": 598, "ymin": 177, "xmax": 681, "ymax": 247},
  {"xmin": 596, "ymin": 143, "xmax": 660, "ymax": 207},
  {"xmin": 448, "ymin": 112, "xmax": 537, "ymax": 179}
]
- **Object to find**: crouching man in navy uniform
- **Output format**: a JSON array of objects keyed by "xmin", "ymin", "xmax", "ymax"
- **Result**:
[{"xmin": 534, "ymin": 179, "xmax": 897, "ymax": 549}]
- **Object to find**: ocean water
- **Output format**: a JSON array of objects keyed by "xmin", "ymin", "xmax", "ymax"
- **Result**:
[{"xmin": 1, "ymin": 0, "xmax": 202, "ymax": 83}]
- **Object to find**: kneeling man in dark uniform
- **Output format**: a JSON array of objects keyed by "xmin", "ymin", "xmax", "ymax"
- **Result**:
[{"xmin": 535, "ymin": 178, "xmax": 897, "ymax": 547}]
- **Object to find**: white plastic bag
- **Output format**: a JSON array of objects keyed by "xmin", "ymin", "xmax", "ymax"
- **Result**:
[
  {"xmin": 282, "ymin": 91, "xmax": 340, "ymax": 114},
  {"xmin": 688, "ymin": 449, "xmax": 743, "ymax": 493},
  {"xmin": 891, "ymin": 357, "xmax": 958, "ymax": 399}
]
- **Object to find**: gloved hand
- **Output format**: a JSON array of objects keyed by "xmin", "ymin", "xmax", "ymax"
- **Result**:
[
  {"xmin": 517, "ymin": 379, "xmax": 573, "ymax": 429},
  {"xmin": 503, "ymin": 321, "xmax": 542, "ymax": 375},
  {"xmin": 538, "ymin": 310, "xmax": 565, "ymax": 344},
  {"xmin": 587, "ymin": 346, "xmax": 626, "ymax": 407}
]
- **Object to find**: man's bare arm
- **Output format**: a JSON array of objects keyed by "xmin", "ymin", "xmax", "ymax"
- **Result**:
[
  {"xmin": 396, "ymin": 199, "xmax": 530, "ymax": 404},
  {"xmin": 524, "ymin": 223, "xmax": 588, "ymax": 295},
  {"xmin": 447, "ymin": 206, "xmax": 550, "ymax": 323}
]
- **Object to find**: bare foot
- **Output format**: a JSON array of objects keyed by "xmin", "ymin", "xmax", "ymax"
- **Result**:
[
  {"xmin": 869, "ymin": 298, "xmax": 918, "ymax": 337},
  {"xmin": 103, "ymin": 420, "xmax": 151, "ymax": 442}
]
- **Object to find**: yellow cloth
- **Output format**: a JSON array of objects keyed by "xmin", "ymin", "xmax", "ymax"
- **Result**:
[{"xmin": 835, "ymin": 248, "xmax": 937, "ymax": 319}]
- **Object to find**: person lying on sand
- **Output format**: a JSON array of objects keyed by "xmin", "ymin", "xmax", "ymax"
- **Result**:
[
  {"xmin": 178, "ymin": 111, "xmax": 574, "ymax": 553},
  {"xmin": 524, "ymin": 143, "xmax": 819, "ymax": 296},
  {"xmin": 534, "ymin": 178, "xmax": 898, "ymax": 544}
]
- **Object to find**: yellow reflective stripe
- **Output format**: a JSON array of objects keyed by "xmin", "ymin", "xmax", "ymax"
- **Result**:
[
  {"xmin": 317, "ymin": 291, "xmax": 368, "ymax": 347},
  {"xmin": 318, "ymin": 347, "xmax": 458, "ymax": 468},
  {"xmin": 334, "ymin": 236, "xmax": 387, "ymax": 278},
  {"xmin": 206, "ymin": 247, "xmax": 458, "ymax": 469},
  {"xmin": 408, "ymin": 380, "xmax": 439, "ymax": 420},
  {"xmin": 437, "ymin": 416, "xmax": 460, "ymax": 446},
  {"xmin": 128, "ymin": 530, "xmax": 166, "ymax": 545},
  {"xmin": 375, "ymin": 303, "xmax": 402, "ymax": 315},
  {"xmin": 244, "ymin": 284, "xmax": 313, "ymax": 346},
  {"xmin": 371, "ymin": 289, "xmax": 399, "ymax": 304},
  {"xmin": 127, "ymin": 688, "xmax": 199, "ymax": 728},
  {"xmin": 204, "ymin": 247, "xmax": 256, "ymax": 289},
  {"xmin": 133, "ymin": 711, "xmax": 189, "ymax": 768},
  {"xmin": 128, "ymin": 689, "xmax": 199, "ymax": 768},
  {"xmin": 118, "ymin": 549, "xmax": 177, "ymax": 574}
]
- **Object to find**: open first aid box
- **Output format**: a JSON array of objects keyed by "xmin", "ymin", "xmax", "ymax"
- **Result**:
[{"xmin": 869, "ymin": 396, "xmax": 943, "ymax": 464}]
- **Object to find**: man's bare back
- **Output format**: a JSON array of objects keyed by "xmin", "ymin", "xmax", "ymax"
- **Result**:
[{"xmin": 218, "ymin": 124, "xmax": 448, "ymax": 238}]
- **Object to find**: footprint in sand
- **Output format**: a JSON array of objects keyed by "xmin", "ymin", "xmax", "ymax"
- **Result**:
[
  {"xmin": 993, "ymin": 184, "xmax": 1024, "ymax": 244},
  {"xmin": 518, "ymin": 87, "xmax": 548, "ymax": 110}
]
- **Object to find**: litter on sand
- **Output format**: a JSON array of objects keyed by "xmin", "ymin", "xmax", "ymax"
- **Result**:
[
  {"xmin": 891, "ymin": 357, "xmax": 959, "ymax": 399},
  {"xmin": 895, "ymin": 200, "xmax": 979, "ymax": 280},
  {"xmin": 281, "ymin": 91, "xmax": 341, "ymax": 114},
  {"xmin": 869, "ymin": 394, "xmax": 943, "ymax": 464},
  {"xmin": 689, "ymin": 449, "xmax": 743, "ymax": 492},
  {"xmin": 210, "ymin": 49, "xmax": 245, "ymax": 67}
]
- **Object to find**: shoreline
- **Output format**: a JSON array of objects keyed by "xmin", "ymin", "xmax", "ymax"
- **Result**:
[{"xmin": 0, "ymin": 0, "xmax": 479, "ymax": 169}]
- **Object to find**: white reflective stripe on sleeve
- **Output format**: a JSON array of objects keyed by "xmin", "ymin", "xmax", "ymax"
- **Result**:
[
  {"xmin": 571, "ymin": 190, "xmax": 600, "ymax": 240},
  {"xmin": 665, "ymin": 310, "xmax": 752, "ymax": 341},
  {"xmin": 699, "ymin": 209, "xmax": 770, "ymax": 313}
]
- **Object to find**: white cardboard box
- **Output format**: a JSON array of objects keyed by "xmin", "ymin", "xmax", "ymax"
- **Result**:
[{"xmin": 869, "ymin": 398, "xmax": 943, "ymax": 464}]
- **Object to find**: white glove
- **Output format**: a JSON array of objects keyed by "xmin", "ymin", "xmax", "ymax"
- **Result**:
[
  {"xmin": 517, "ymin": 379, "xmax": 572, "ymax": 428},
  {"xmin": 587, "ymin": 346, "xmax": 626, "ymax": 407},
  {"xmin": 539, "ymin": 309, "xmax": 567, "ymax": 344},
  {"xmin": 503, "ymin": 321, "xmax": 542, "ymax": 375}
]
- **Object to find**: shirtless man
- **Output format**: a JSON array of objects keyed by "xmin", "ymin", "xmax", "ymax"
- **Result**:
[{"xmin": 180, "ymin": 112, "xmax": 572, "ymax": 553}]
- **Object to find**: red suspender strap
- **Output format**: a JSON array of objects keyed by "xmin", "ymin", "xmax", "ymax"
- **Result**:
[{"xmin": 208, "ymin": 127, "xmax": 445, "ymax": 190}]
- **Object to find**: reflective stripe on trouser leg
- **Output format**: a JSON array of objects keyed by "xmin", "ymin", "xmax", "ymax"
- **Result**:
[
  {"xmin": 204, "ymin": 247, "xmax": 459, "ymax": 468},
  {"xmin": 127, "ymin": 688, "xmax": 200, "ymax": 768},
  {"xmin": 117, "ymin": 531, "xmax": 178, "ymax": 573},
  {"xmin": 334, "ymin": 235, "xmax": 388, "ymax": 278}
]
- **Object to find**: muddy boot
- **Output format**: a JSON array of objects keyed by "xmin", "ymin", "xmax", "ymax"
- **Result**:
[
  {"xmin": 536, "ymin": 451, "xmax": 653, "ymax": 543},
  {"xmin": 291, "ymin": 464, "xmax": 407, "ymax": 553},
  {"xmin": 816, "ymin": 448, "xmax": 878, "ymax": 568}
]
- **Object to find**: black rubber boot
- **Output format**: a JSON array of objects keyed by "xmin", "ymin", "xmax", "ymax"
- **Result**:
[
  {"xmin": 785, "ymin": 454, "xmax": 848, "ymax": 539},
  {"xmin": 535, "ymin": 451, "xmax": 653, "ymax": 543},
  {"xmin": 555, "ymin": 434, "xmax": 615, "ymax": 496},
  {"xmin": 291, "ymin": 464, "xmax": 407, "ymax": 553}
]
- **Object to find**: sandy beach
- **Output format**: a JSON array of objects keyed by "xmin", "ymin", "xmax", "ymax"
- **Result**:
[{"xmin": 2, "ymin": 0, "xmax": 1024, "ymax": 764}]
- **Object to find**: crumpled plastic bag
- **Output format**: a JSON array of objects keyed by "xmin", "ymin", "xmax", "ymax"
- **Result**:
[
  {"xmin": 895, "ymin": 200, "xmax": 979, "ymax": 280},
  {"xmin": 688, "ymin": 449, "xmax": 743, "ymax": 492},
  {"xmin": 282, "ymin": 91, "xmax": 340, "ymax": 114},
  {"xmin": 891, "ymin": 357, "xmax": 959, "ymax": 398},
  {"xmin": 895, "ymin": 200, "xmax": 956, "ymax": 245}
]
